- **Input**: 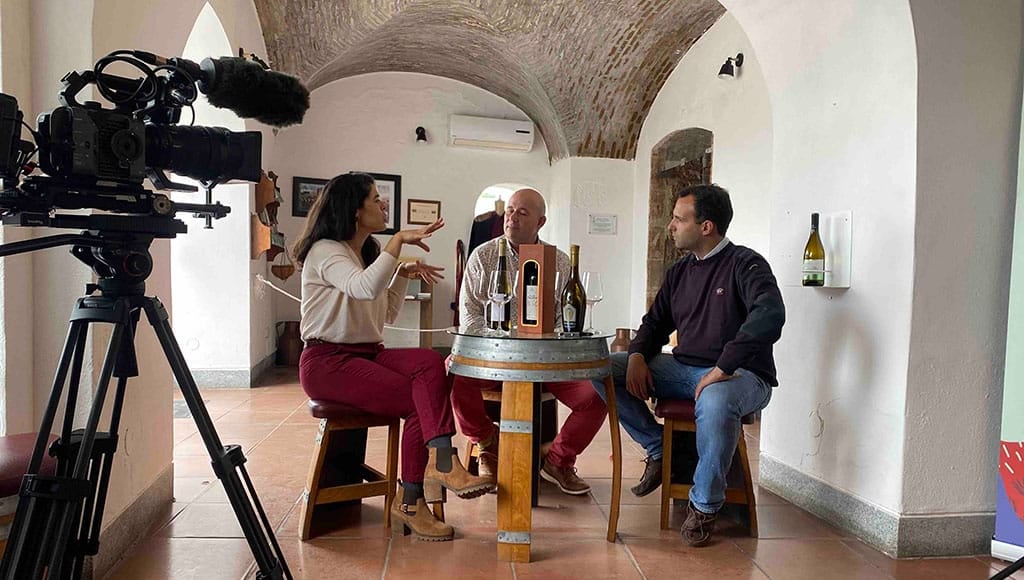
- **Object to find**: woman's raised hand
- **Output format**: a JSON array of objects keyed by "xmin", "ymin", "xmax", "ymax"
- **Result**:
[
  {"xmin": 398, "ymin": 259, "xmax": 446, "ymax": 285},
  {"xmin": 398, "ymin": 218, "xmax": 445, "ymax": 252}
]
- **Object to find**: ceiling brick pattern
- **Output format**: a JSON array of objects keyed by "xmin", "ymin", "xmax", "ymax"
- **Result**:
[{"xmin": 253, "ymin": 0, "xmax": 724, "ymax": 160}]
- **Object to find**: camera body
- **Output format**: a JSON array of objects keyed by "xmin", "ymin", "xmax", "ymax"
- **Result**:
[
  {"xmin": 37, "ymin": 103, "xmax": 148, "ymax": 184},
  {"xmin": 1, "ymin": 51, "xmax": 271, "ymax": 226}
]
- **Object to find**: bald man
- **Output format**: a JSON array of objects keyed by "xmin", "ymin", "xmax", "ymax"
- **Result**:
[{"xmin": 453, "ymin": 188, "xmax": 607, "ymax": 495}]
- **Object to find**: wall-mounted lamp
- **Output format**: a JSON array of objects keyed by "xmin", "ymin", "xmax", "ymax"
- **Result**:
[
  {"xmin": 415, "ymin": 126, "xmax": 428, "ymax": 143},
  {"xmin": 718, "ymin": 52, "xmax": 744, "ymax": 79}
]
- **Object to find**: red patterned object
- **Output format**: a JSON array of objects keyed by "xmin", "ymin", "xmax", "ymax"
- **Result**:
[{"xmin": 1000, "ymin": 440, "xmax": 1024, "ymax": 520}]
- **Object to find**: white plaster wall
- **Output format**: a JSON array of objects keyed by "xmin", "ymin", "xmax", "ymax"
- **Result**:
[
  {"xmin": 272, "ymin": 72, "xmax": 552, "ymax": 346},
  {"xmin": 722, "ymin": 0, "xmax": 919, "ymax": 513},
  {"xmin": 0, "ymin": 0, "xmax": 35, "ymax": 435},
  {"xmin": 171, "ymin": 3, "xmax": 251, "ymax": 373},
  {"xmin": 545, "ymin": 158, "xmax": 572, "ymax": 253},
  {"xmin": 567, "ymin": 157, "xmax": 634, "ymax": 333},
  {"xmin": 902, "ymin": 0, "xmax": 1023, "ymax": 514},
  {"xmin": 631, "ymin": 13, "xmax": 773, "ymax": 323}
]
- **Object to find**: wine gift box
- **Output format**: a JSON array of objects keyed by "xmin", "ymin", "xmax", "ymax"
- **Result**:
[{"xmin": 517, "ymin": 244, "xmax": 556, "ymax": 334}]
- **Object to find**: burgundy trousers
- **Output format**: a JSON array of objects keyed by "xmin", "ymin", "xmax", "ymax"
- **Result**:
[
  {"xmin": 299, "ymin": 343, "xmax": 455, "ymax": 484},
  {"xmin": 451, "ymin": 376, "xmax": 607, "ymax": 469}
]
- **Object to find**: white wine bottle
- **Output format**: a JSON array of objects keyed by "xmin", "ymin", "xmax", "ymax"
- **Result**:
[
  {"xmin": 490, "ymin": 238, "xmax": 512, "ymax": 331},
  {"xmin": 560, "ymin": 245, "xmax": 587, "ymax": 334},
  {"xmin": 802, "ymin": 212, "xmax": 825, "ymax": 287}
]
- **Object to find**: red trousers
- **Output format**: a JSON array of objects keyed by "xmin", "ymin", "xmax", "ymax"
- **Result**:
[
  {"xmin": 451, "ymin": 376, "xmax": 607, "ymax": 469},
  {"xmin": 299, "ymin": 343, "xmax": 455, "ymax": 484}
]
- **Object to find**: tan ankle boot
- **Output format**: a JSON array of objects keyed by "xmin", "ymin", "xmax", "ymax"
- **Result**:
[
  {"xmin": 424, "ymin": 447, "xmax": 496, "ymax": 502},
  {"xmin": 391, "ymin": 498, "xmax": 454, "ymax": 541},
  {"xmin": 477, "ymin": 433, "xmax": 499, "ymax": 483}
]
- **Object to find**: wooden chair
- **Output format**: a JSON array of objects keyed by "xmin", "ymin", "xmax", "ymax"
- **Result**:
[
  {"xmin": 654, "ymin": 399, "xmax": 758, "ymax": 536},
  {"xmin": 299, "ymin": 400, "xmax": 400, "ymax": 540},
  {"xmin": 463, "ymin": 387, "xmax": 558, "ymax": 507},
  {"xmin": 0, "ymin": 432, "xmax": 59, "ymax": 558}
]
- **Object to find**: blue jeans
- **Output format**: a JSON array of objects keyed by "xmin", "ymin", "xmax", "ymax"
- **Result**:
[{"xmin": 594, "ymin": 353, "xmax": 772, "ymax": 513}]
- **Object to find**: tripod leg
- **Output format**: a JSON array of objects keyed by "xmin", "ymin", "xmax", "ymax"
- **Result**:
[
  {"xmin": 142, "ymin": 297, "xmax": 291, "ymax": 580},
  {"xmin": 47, "ymin": 316, "xmax": 130, "ymax": 579},
  {"xmin": 992, "ymin": 555, "xmax": 1024, "ymax": 580},
  {"xmin": 0, "ymin": 318, "xmax": 91, "ymax": 579}
]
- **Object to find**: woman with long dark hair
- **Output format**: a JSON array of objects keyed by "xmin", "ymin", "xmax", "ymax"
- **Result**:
[{"xmin": 293, "ymin": 172, "xmax": 494, "ymax": 541}]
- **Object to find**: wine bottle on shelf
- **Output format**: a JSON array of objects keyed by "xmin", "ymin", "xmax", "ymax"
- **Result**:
[
  {"xmin": 523, "ymin": 266, "xmax": 539, "ymax": 325},
  {"xmin": 801, "ymin": 212, "xmax": 825, "ymax": 287},
  {"xmin": 489, "ymin": 238, "xmax": 512, "ymax": 331},
  {"xmin": 560, "ymin": 244, "xmax": 587, "ymax": 334}
]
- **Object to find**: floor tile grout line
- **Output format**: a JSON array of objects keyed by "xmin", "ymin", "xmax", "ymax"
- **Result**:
[
  {"xmin": 619, "ymin": 539, "xmax": 648, "ymax": 580},
  {"xmin": 380, "ymin": 536, "xmax": 394, "ymax": 579},
  {"xmin": 835, "ymin": 537, "xmax": 899, "ymax": 580},
  {"xmin": 729, "ymin": 538, "xmax": 775, "ymax": 579}
]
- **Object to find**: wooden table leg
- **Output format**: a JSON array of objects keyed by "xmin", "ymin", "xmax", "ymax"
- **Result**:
[
  {"xmin": 497, "ymin": 381, "xmax": 534, "ymax": 562},
  {"xmin": 604, "ymin": 376, "xmax": 622, "ymax": 542}
]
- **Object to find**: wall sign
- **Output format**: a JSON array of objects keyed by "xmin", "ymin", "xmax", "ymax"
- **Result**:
[{"xmin": 588, "ymin": 214, "xmax": 618, "ymax": 235}]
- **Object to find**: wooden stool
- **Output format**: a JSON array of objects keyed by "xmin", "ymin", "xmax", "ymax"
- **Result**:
[
  {"xmin": 1, "ymin": 433, "xmax": 59, "ymax": 558},
  {"xmin": 463, "ymin": 388, "xmax": 557, "ymax": 507},
  {"xmin": 654, "ymin": 399, "xmax": 758, "ymax": 536},
  {"xmin": 299, "ymin": 400, "xmax": 400, "ymax": 540}
]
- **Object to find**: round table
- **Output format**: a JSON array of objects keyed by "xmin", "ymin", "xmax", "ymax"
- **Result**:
[{"xmin": 448, "ymin": 326, "xmax": 622, "ymax": 563}]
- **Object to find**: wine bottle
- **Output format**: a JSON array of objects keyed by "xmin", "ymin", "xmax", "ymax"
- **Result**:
[
  {"xmin": 490, "ymin": 238, "xmax": 512, "ymax": 331},
  {"xmin": 523, "ymin": 266, "xmax": 539, "ymax": 325},
  {"xmin": 560, "ymin": 245, "xmax": 587, "ymax": 334},
  {"xmin": 801, "ymin": 212, "xmax": 825, "ymax": 287}
]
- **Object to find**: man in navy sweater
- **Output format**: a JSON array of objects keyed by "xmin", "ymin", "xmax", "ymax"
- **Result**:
[{"xmin": 595, "ymin": 184, "xmax": 785, "ymax": 546}]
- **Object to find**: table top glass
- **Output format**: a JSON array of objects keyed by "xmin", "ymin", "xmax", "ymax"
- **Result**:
[{"xmin": 447, "ymin": 324, "xmax": 612, "ymax": 341}]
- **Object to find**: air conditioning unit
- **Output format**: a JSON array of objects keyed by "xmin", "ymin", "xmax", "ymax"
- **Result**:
[{"xmin": 449, "ymin": 114, "xmax": 535, "ymax": 152}]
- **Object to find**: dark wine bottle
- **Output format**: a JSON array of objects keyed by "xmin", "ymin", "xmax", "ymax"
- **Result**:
[
  {"xmin": 802, "ymin": 212, "xmax": 825, "ymax": 287},
  {"xmin": 523, "ymin": 266, "xmax": 539, "ymax": 325},
  {"xmin": 490, "ymin": 238, "xmax": 512, "ymax": 331},
  {"xmin": 560, "ymin": 244, "xmax": 587, "ymax": 334}
]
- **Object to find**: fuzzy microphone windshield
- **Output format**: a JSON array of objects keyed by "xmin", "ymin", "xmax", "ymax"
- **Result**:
[{"xmin": 200, "ymin": 57, "xmax": 310, "ymax": 127}]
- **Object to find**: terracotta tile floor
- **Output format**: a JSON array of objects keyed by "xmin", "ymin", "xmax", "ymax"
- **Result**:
[{"xmin": 104, "ymin": 368, "xmax": 1013, "ymax": 579}]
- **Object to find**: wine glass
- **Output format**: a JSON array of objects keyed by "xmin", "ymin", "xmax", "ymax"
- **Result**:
[
  {"xmin": 582, "ymin": 272, "xmax": 604, "ymax": 333},
  {"xmin": 486, "ymin": 270, "xmax": 513, "ymax": 335}
]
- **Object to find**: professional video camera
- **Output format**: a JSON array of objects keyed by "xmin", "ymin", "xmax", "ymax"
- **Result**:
[
  {"xmin": 0, "ymin": 51, "xmax": 309, "ymax": 579},
  {"xmin": 0, "ymin": 49, "xmax": 309, "ymax": 233}
]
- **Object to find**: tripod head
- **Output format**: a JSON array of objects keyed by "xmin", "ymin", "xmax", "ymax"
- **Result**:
[{"xmin": 0, "ymin": 212, "xmax": 186, "ymax": 297}]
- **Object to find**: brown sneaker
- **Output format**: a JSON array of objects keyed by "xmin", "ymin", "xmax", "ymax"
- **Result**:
[
  {"xmin": 540, "ymin": 459, "xmax": 591, "ymax": 495},
  {"xmin": 681, "ymin": 501, "xmax": 717, "ymax": 547},
  {"xmin": 424, "ymin": 447, "xmax": 496, "ymax": 501},
  {"xmin": 392, "ymin": 498, "xmax": 454, "ymax": 541}
]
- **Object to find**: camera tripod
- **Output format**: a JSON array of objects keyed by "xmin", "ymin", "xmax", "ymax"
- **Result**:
[{"xmin": 0, "ymin": 222, "xmax": 291, "ymax": 579}]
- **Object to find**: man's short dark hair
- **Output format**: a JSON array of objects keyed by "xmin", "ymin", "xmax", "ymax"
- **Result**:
[{"xmin": 677, "ymin": 183, "xmax": 733, "ymax": 236}]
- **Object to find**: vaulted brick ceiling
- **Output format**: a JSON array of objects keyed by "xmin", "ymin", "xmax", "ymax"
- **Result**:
[{"xmin": 253, "ymin": 0, "xmax": 724, "ymax": 160}]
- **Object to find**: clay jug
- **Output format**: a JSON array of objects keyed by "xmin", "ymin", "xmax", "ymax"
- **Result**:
[
  {"xmin": 277, "ymin": 321, "xmax": 303, "ymax": 366},
  {"xmin": 610, "ymin": 328, "xmax": 634, "ymax": 353}
]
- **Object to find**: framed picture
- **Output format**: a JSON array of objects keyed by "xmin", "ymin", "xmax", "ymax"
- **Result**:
[
  {"xmin": 292, "ymin": 176, "xmax": 328, "ymax": 217},
  {"xmin": 407, "ymin": 199, "xmax": 441, "ymax": 225},
  {"xmin": 368, "ymin": 172, "xmax": 401, "ymax": 235}
]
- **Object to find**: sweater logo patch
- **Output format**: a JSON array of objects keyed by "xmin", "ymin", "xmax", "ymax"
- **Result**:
[{"xmin": 716, "ymin": 288, "xmax": 725, "ymax": 296}]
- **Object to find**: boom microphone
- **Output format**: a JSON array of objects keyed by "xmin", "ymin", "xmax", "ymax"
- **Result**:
[{"xmin": 137, "ymin": 52, "xmax": 310, "ymax": 128}]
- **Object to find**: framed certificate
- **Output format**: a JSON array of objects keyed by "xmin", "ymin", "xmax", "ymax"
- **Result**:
[{"xmin": 407, "ymin": 199, "xmax": 441, "ymax": 225}]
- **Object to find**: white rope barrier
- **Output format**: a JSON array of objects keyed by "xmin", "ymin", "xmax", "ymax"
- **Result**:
[{"xmin": 255, "ymin": 274, "xmax": 449, "ymax": 334}]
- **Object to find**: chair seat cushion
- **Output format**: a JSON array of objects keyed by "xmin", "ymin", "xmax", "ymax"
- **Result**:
[
  {"xmin": 308, "ymin": 399, "xmax": 388, "ymax": 420},
  {"xmin": 0, "ymin": 433, "xmax": 59, "ymax": 499},
  {"xmin": 654, "ymin": 399, "xmax": 756, "ymax": 425}
]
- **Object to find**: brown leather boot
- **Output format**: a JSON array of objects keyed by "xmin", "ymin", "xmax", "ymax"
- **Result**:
[
  {"xmin": 392, "ymin": 498, "xmax": 454, "ymax": 541},
  {"xmin": 424, "ymin": 447, "xmax": 496, "ymax": 502},
  {"xmin": 477, "ymin": 433, "xmax": 499, "ymax": 484}
]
